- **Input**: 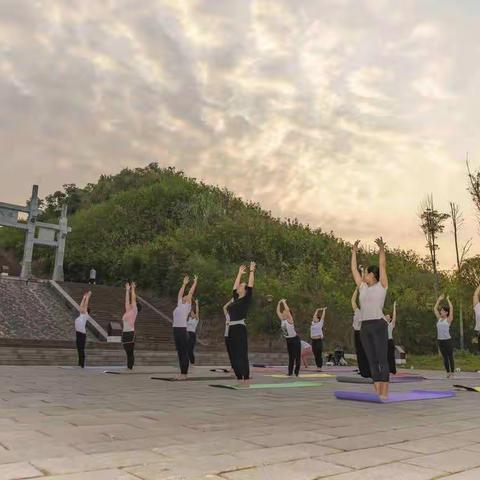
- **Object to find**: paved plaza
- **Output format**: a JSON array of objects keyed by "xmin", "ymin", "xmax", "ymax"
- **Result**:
[{"xmin": 1, "ymin": 365, "xmax": 480, "ymax": 479}]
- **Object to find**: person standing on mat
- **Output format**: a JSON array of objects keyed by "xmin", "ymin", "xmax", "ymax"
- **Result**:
[
  {"xmin": 384, "ymin": 301, "xmax": 397, "ymax": 375},
  {"xmin": 473, "ymin": 285, "xmax": 480, "ymax": 353},
  {"xmin": 351, "ymin": 285, "xmax": 371, "ymax": 378},
  {"xmin": 173, "ymin": 275, "xmax": 198, "ymax": 380},
  {"xmin": 75, "ymin": 290, "xmax": 91, "ymax": 368},
  {"xmin": 276, "ymin": 299, "xmax": 301, "ymax": 376},
  {"xmin": 311, "ymin": 307, "xmax": 327, "ymax": 371},
  {"xmin": 187, "ymin": 299, "xmax": 200, "ymax": 366},
  {"xmin": 122, "ymin": 282, "xmax": 141, "ymax": 371},
  {"xmin": 223, "ymin": 299, "xmax": 234, "ymax": 371},
  {"xmin": 227, "ymin": 262, "xmax": 255, "ymax": 386},
  {"xmin": 434, "ymin": 294, "xmax": 455, "ymax": 377},
  {"xmin": 351, "ymin": 237, "xmax": 389, "ymax": 400}
]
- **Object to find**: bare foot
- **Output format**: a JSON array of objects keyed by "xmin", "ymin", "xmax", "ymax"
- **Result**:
[{"xmin": 175, "ymin": 374, "xmax": 187, "ymax": 381}]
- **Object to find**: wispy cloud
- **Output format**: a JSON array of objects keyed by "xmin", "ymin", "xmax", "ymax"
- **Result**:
[{"xmin": 1, "ymin": 0, "xmax": 479, "ymax": 268}]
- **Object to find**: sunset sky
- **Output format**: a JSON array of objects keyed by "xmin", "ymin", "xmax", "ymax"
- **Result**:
[{"xmin": 1, "ymin": 0, "xmax": 480, "ymax": 268}]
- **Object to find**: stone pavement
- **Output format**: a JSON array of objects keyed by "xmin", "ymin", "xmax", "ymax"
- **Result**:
[{"xmin": 0, "ymin": 365, "xmax": 480, "ymax": 479}]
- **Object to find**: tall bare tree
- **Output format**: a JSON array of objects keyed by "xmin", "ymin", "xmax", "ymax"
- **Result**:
[
  {"xmin": 449, "ymin": 202, "xmax": 472, "ymax": 350},
  {"xmin": 418, "ymin": 195, "xmax": 450, "ymax": 295}
]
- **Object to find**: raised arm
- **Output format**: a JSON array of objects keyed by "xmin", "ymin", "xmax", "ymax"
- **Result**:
[
  {"xmin": 195, "ymin": 299, "xmax": 200, "ymax": 320},
  {"xmin": 434, "ymin": 294, "xmax": 443, "ymax": 320},
  {"xmin": 125, "ymin": 283, "xmax": 131, "ymax": 311},
  {"xmin": 319, "ymin": 307, "xmax": 327, "ymax": 324},
  {"xmin": 375, "ymin": 237, "xmax": 388, "ymax": 289},
  {"xmin": 351, "ymin": 287, "xmax": 359, "ymax": 312},
  {"xmin": 447, "ymin": 296, "xmax": 454, "ymax": 324},
  {"xmin": 392, "ymin": 301, "xmax": 397, "ymax": 328},
  {"xmin": 351, "ymin": 240, "xmax": 362, "ymax": 286},
  {"xmin": 178, "ymin": 276, "xmax": 189, "ymax": 303},
  {"xmin": 233, "ymin": 265, "xmax": 246, "ymax": 291},
  {"xmin": 248, "ymin": 261, "xmax": 256, "ymax": 288},
  {"xmin": 187, "ymin": 275, "xmax": 198, "ymax": 300},
  {"xmin": 131, "ymin": 282, "xmax": 137, "ymax": 308},
  {"xmin": 474, "ymin": 285, "xmax": 480, "ymax": 309},
  {"xmin": 276, "ymin": 300, "xmax": 284, "ymax": 320}
]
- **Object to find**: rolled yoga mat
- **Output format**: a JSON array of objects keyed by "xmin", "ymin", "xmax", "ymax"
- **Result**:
[
  {"xmin": 209, "ymin": 368, "xmax": 230, "ymax": 373},
  {"xmin": 337, "ymin": 375, "xmax": 425, "ymax": 384},
  {"xmin": 151, "ymin": 376, "xmax": 234, "ymax": 382},
  {"xmin": 210, "ymin": 381, "xmax": 324, "ymax": 390},
  {"xmin": 335, "ymin": 389, "xmax": 455, "ymax": 403},
  {"xmin": 453, "ymin": 384, "xmax": 480, "ymax": 392}
]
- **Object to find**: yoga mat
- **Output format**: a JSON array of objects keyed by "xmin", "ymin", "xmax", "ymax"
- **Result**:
[
  {"xmin": 104, "ymin": 370, "xmax": 172, "ymax": 375},
  {"xmin": 268, "ymin": 373, "xmax": 335, "ymax": 379},
  {"xmin": 61, "ymin": 366, "xmax": 124, "ymax": 370},
  {"xmin": 151, "ymin": 376, "xmax": 234, "ymax": 382},
  {"xmin": 335, "ymin": 389, "xmax": 455, "ymax": 403},
  {"xmin": 210, "ymin": 381, "xmax": 324, "ymax": 390},
  {"xmin": 453, "ymin": 384, "xmax": 480, "ymax": 392},
  {"xmin": 210, "ymin": 368, "xmax": 230, "ymax": 373},
  {"xmin": 337, "ymin": 375, "xmax": 424, "ymax": 384},
  {"xmin": 251, "ymin": 364, "xmax": 287, "ymax": 368}
]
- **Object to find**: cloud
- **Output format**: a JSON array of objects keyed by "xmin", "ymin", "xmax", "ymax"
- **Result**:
[{"xmin": 0, "ymin": 0, "xmax": 479, "ymax": 267}]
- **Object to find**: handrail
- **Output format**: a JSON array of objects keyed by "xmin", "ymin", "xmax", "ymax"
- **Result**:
[{"xmin": 49, "ymin": 280, "xmax": 109, "ymax": 341}]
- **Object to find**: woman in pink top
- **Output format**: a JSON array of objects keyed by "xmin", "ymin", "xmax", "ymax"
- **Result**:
[{"xmin": 122, "ymin": 282, "xmax": 141, "ymax": 370}]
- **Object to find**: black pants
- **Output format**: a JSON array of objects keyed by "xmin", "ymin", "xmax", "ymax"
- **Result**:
[
  {"xmin": 187, "ymin": 331, "xmax": 197, "ymax": 365},
  {"xmin": 76, "ymin": 331, "xmax": 86, "ymax": 368},
  {"xmin": 286, "ymin": 336, "xmax": 301, "ymax": 376},
  {"xmin": 354, "ymin": 330, "xmax": 371, "ymax": 378},
  {"xmin": 225, "ymin": 336, "xmax": 233, "ymax": 367},
  {"xmin": 122, "ymin": 331, "xmax": 135, "ymax": 370},
  {"xmin": 438, "ymin": 339, "xmax": 455, "ymax": 373},
  {"xmin": 311, "ymin": 338, "xmax": 323, "ymax": 368},
  {"xmin": 228, "ymin": 324, "xmax": 249, "ymax": 380},
  {"xmin": 173, "ymin": 327, "xmax": 189, "ymax": 374},
  {"xmin": 388, "ymin": 339, "xmax": 396, "ymax": 374},
  {"xmin": 360, "ymin": 319, "xmax": 389, "ymax": 382}
]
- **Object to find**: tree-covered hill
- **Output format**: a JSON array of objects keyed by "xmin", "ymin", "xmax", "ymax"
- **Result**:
[{"xmin": 0, "ymin": 163, "xmax": 475, "ymax": 353}]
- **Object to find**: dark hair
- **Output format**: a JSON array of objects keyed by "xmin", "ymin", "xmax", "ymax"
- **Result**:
[
  {"xmin": 136, "ymin": 301, "xmax": 142, "ymax": 313},
  {"xmin": 440, "ymin": 305, "xmax": 450, "ymax": 315},
  {"xmin": 367, "ymin": 265, "xmax": 380, "ymax": 281}
]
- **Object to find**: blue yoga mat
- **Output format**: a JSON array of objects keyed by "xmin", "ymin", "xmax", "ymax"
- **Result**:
[{"xmin": 335, "ymin": 389, "xmax": 455, "ymax": 403}]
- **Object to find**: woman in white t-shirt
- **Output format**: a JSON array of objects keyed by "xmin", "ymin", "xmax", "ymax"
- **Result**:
[
  {"xmin": 74, "ymin": 291, "xmax": 91, "ymax": 368},
  {"xmin": 172, "ymin": 275, "xmax": 197, "ymax": 380},
  {"xmin": 384, "ymin": 301, "xmax": 397, "ymax": 375},
  {"xmin": 434, "ymin": 294, "xmax": 454, "ymax": 377},
  {"xmin": 473, "ymin": 285, "xmax": 480, "ymax": 353},
  {"xmin": 186, "ymin": 299, "xmax": 200, "ymax": 366},
  {"xmin": 310, "ymin": 307, "xmax": 327, "ymax": 371},
  {"xmin": 122, "ymin": 282, "xmax": 141, "ymax": 370},
  {"xmin": 276, "ymin": 299, "xmax": 301, "ymax": 376},
  {"xmin": 351, "ymin": 237, "xmax": 389, "ymax": 399},
  {"xmin": 351, "ymin": 285, "xmax": 370, "ymax": 378}
]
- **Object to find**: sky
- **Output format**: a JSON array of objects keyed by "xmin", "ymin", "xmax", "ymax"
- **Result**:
[{"xmin": 1, "ymin": 0, "xmax": 480, "ymax": 269}]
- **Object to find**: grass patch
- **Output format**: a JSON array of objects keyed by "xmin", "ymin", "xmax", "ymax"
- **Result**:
[{"xmin": 405, "ymin": 351, "xmax": 480, "ymax": 372}]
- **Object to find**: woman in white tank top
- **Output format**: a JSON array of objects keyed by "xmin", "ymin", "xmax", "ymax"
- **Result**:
[
  {"xmin": 351, "ymin": 237, "xmax": 390, "ymax": 399},
  {"xmin": 434, "ymin": 294, "xmax": 454, "ymax": 377},
  {"xmin": 276, "ymin": 299, "xmax": 301, "ymax": 376},
  {"xmin": 311, "ymin": 307, "xmax": 327, "ymax": 371}
]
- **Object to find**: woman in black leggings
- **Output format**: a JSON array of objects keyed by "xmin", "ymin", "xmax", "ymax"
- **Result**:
[
  {"xmin": 434, "ymin": 294, "xmax": 454, "ymax": 378},
  {"xmin": 351, "ymin": 238, "xmax": 389, "ymax": 400},
  {"xmin": 121, "ymin": 282, "xmax": 141, "ymax": 370},
  {"xmin": 276, "ymin": 299, "xmax": 301, "ymax": 376},
  {"xmin": 227, "ymin": 262, "xmax": 255, "ymax": 386}
]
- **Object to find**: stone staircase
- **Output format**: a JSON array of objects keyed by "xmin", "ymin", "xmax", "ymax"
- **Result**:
[{"xmin": 58, "ymin": 282, "xmax": 175, "ymax": 349}]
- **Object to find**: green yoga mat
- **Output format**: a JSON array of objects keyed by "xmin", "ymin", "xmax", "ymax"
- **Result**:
[{"xmin": 210, "ymin": 381, "xmax": 324, "ymax": 390}]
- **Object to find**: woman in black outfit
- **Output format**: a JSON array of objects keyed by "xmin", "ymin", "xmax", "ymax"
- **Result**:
[{"xmin": 227, "ymin": 262, "xmax": 256, "ymax": 386}]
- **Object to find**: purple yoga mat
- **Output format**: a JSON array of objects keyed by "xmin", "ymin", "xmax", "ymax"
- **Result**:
[{"xmin": 335, "ymin": 389, "xmax": 455, "ymax": 403}]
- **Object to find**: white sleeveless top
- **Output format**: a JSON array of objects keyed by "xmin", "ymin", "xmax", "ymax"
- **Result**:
[
  {"xmin": 387, "ymin": 322, "xmax": 394, "ymax": 340},
  {"xmin": 310, "ymin": 318, "xmax": 324, "ymax": 338},
  {"xmin": 359, "ymin": 282, "xmax": 387, "ymax": 321},
  {"xmin": 475, "ymin": 303, "xmax": 480, "ymax": 332},
  {"xmin": 281, "ymin": 319, "xmax": 297, "ymax": 338},
  {"xmin": 352, "ymin": 309, "xmax": 361, "ymax": 331},
  {"xmin": 75, "ymin": 314, "xmax": 89, "ymax": 334},
  {"xmin": 187, "ymin": 317, "xmax": 199, "ymax": 333},
  {"xmin": 436, "ymin": 319, "xmax": 451, "ymax": 340},
  {"xmin": 224, "ymin": 312, "xmax": 230, "ymax": 337}
]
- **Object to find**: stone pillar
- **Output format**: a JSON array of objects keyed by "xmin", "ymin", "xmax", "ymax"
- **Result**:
[
  {"xmin": 20, "ymin": 185, "xmax": 39, "ymax": 279},
  {"xmin": 52, "ymin": 204, "xmax": 68, "ymax": 282}
]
